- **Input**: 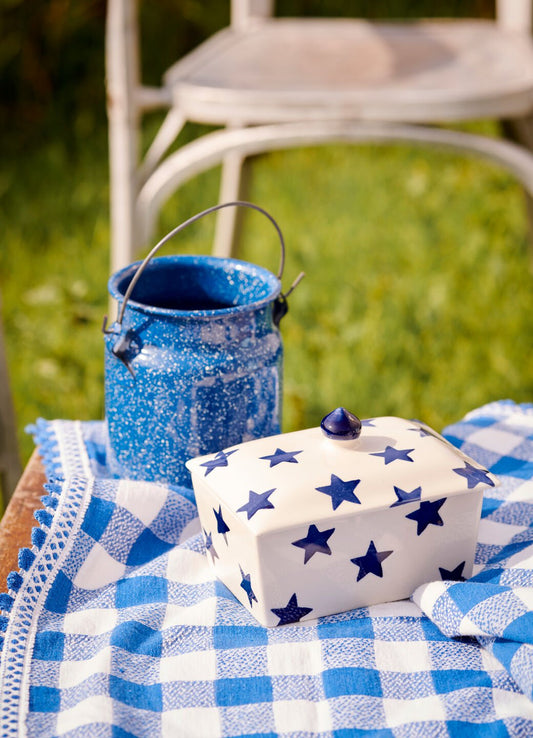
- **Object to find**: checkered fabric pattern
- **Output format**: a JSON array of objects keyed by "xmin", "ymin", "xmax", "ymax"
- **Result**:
[
  {"xmin": 413, "ymin": 401, "xmax": 533, "ymax": 706},
  {"xmin": 1, "ymin": 401, "xmax": 533, "ymax": 737}
]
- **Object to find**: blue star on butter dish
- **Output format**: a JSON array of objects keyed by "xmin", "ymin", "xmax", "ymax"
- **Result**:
[
  {"xmin": 453, "ymin": 461, "xmax": 495, "ymax": 489},
  {"xmin": 271, "ymin": 593, "xmax": 313, "ymax": 625},
  {"xmin": 292, "ymin": 524, "xmax": 335, "ymax": 563},
  {"xmin": 260, "ymin": 448, "xmax": 303, "ymax": 467},
  {"xmin": 213, "ymin": 505, "xmax": 230, "ymax": 542},
  {"xmin": 201, "ymin": 448, "xmax": 238, "ymax": 476},
  {"xmin": 390, "ymin": 486, "xmax": 422, "ymax": 507},
  {"xmin": 316, "ymin": 474, "xmax": 361, "ymax": 510},
  {"xmin": 237, "ymin": 488, "xmax": 276, "ymax": 519},
  {"xmin": 239, "ymin": 566, "xmax": 258, "ymax": 607},
  {"xmin": 371, "ymin": 445, "xmax": 415, "ymax": 465},
  {"xmin": 405, "ymin": 498, "xmax": 447, "ymax": 535},
  {"xmin": 351, "ymin": 540, "xmax": 393, "ymax": 581}
]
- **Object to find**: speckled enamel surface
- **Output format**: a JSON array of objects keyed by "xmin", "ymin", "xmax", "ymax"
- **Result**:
[{"xmin": 104, "ymin": 255, "xmax": 283, "ymax": 487}]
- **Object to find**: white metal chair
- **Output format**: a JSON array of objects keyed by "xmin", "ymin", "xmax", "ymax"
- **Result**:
[{"xmin": 106, "ymin": 0, "xmax": 533, "ymax": 274}]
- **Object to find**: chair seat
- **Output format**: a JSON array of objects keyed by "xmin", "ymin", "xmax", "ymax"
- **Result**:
[{"xmin": 164, "ymin": 18, "xmax": 533, "ymax": 124}]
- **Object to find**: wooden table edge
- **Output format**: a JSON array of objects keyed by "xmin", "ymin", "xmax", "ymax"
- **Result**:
[{"xmin": 0, "ymin": 450, "xmax": 47, "ymax": 586}]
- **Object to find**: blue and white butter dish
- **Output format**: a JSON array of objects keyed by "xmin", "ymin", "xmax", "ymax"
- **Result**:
[{"xmin": 186, "ymin": 408, "xmax": 499, "ymax": 626}]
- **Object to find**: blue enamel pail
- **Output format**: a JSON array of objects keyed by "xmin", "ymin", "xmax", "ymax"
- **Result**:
[{"xmin": 103, "ymin": 202, "xmax": 302, "ymax": 487}]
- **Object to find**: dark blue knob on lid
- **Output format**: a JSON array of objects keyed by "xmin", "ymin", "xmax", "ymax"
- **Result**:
[{"xmin": 321, "ymin": 407, "xmax": 362, "ymax": 441}]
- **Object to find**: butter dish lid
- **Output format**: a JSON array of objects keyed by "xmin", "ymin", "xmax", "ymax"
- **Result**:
[{"xmin": 186, "ymin": 408, "xmax": 499, "ymax": 534}]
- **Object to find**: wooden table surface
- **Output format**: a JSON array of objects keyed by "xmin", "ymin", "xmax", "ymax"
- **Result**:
[{"xmin": 0, "ymin": 451, "xmax": 47, "ymax": 586}]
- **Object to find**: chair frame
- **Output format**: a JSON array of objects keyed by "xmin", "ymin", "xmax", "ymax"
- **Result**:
[{"xmin": 106, "ymin": 0, "xmax": 533, "ymax": 274}]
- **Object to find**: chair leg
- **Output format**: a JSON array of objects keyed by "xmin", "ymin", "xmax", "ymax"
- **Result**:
[
  {"xmin": 0, "ymin": 303, "xmax": 21, "ymax": 508},
  {"xmin": 106, "ymin": 0, "xmax": 141, "ymax": 275},
  {"xmin": 501, "ymin": 114, "xmax": 533, "ymax": 267},
  {"xmin": 107, "ymin": 112, "xmax": 139, "ymax": 319},
  {"xmin": 213, "ymin": 150, "xmax": 252, "ymax": 258},
  {"xmin": 138, "ymin": 109, "xmax": 186, "ymax": 187},
  {"xmin": 108, "ymin": 80, "xmax": 140, "ymax": 275}
]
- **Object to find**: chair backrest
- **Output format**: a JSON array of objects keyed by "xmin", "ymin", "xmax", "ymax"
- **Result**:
[{"xmin": 232, "ymin": 0, "xmax": 532, "ymax": 33}]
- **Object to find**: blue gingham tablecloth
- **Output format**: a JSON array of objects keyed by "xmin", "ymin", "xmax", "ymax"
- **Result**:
[{"xmin": 1, "ymin": 401, "xmax": 533, "ymax": 737}]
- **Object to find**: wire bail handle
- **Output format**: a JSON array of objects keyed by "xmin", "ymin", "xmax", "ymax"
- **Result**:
[{"xmin": 105, "ymin": 201, "xmax": 304, "ymax": 330}]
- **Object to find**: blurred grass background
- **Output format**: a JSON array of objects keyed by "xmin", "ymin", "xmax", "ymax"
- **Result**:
[{"xmin": 1, "ymin": 0, "xmax": 532, "ymax": 496}]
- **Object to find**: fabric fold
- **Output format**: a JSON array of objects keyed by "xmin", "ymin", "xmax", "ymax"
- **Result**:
[{"xmin": 414, "ymin": 401, "xmax": 533, "ymax": 701}]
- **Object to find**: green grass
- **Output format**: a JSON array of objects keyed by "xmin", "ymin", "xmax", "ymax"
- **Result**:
[{"xmin": 1, "ymin": 120, "xmax": 532, "ymax": 496}]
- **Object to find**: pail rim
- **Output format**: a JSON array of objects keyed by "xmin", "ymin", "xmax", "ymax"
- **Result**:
[{"xmin": 108, "ymin": 254, "xmax": 282, "ymax": 319}]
